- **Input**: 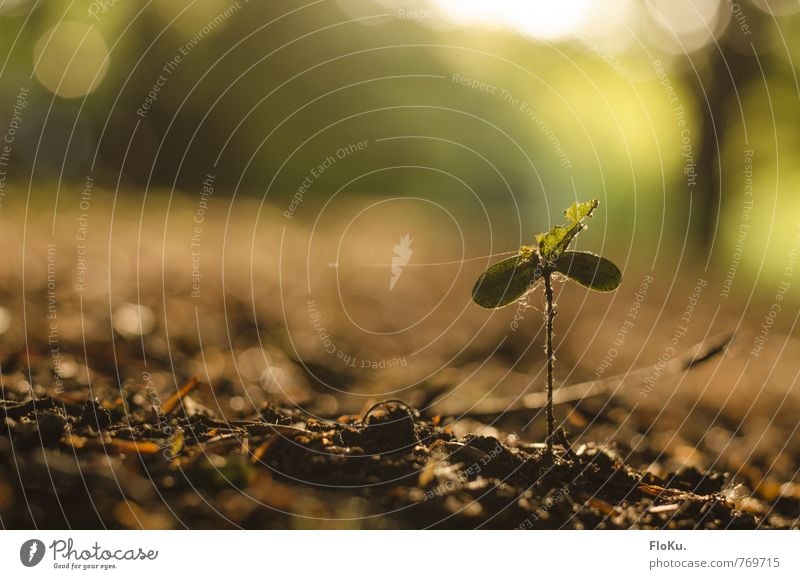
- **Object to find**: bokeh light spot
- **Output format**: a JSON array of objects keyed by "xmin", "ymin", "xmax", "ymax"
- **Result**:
[{"xmin": 33, "ymin": 21, "xmax": 109, "ymax": 99}]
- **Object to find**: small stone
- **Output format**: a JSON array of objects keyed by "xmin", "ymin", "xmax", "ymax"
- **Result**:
[{"xmin": 80, "ymin": 398, "xmax": 112, "ymax": 430}]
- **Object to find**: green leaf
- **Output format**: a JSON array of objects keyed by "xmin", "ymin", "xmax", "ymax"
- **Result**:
[
  {"xmin": 535, "ymin": 226, "xmax": 563, "ymax": 260},
  {"xmin": 472, "ymin": 247, "xmax": 542, "ymax": 308},
  {"xmin": 536, "ymin": 199, "xmax": 599, "ymax": 262},
  {"xmin": 536, "ymin": 222, "xmax": 584, "ymax": 262},
  {"xmin": 555, "ymin": 251, "xmax": 622, "ymax": 292},
  {"xmin": 564, "ymin": 199, "xmax": 598, "ymax": 224}
]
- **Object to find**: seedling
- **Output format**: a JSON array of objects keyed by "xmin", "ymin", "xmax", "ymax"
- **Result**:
[{"xmin": 472, "ymin": 199, "xmax": 622, "ymax": 455}]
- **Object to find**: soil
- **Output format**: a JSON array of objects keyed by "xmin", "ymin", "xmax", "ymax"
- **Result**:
[
  {"xmin": 1, "ymin": 378, "xmax": 796, "ymax": 529},
  {"xmin": 1, "ymin": 197, "xmax": 798, "ymax": 529}
]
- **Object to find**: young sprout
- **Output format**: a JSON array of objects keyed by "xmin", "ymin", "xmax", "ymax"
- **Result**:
[{"xmin": 472, "ymin": 199, "xmax": 622, "ymax": 456}]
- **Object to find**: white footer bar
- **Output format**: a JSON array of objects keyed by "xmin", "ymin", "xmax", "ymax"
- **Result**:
[{"xmin": 1, "ymin": 530, "xmax": 797, "ymax": 577}]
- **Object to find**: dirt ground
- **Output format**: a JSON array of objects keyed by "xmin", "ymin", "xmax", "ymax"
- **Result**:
[{"xmin": 1, "ymin": 194, "xmax": 799, "ymax": 529}]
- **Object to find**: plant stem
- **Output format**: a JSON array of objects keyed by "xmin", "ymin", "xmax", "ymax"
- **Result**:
[{"xmin": 543, "ymin": 270, "xmax": 556, "ymax": 456}]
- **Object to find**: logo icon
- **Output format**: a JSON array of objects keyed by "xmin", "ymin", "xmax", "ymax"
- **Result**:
[
  {"xmin": 20, "ymin": 539, "xmax": 46, "ymax": 567},
  {"xmin": 390, "ymin": 234, "xmax": 413, "ymax": 291}
]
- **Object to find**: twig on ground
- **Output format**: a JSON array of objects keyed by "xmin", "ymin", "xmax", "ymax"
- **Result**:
[{"xmin": 428, "ymin": 332, "xmax": 733, "ymax": 418}]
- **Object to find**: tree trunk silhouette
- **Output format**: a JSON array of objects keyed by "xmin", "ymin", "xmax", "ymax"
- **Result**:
[{"xmin": 690, "ymin": 3, "xmax": 766, "ymax": 253}]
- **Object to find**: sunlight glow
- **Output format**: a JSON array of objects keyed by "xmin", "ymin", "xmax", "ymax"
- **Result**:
[
  {"xmin": 430, "ymin": 0, "xmax": 595, "ymax": 40},
  {"xmin": 645, "ymin": 0, "xmax": 724, "ymax": 54}
]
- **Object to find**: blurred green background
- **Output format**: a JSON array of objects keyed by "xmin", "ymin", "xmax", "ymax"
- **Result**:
[{"xmin": 1, "ymin": 0, "xmax": 799, "ymax": 290}]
